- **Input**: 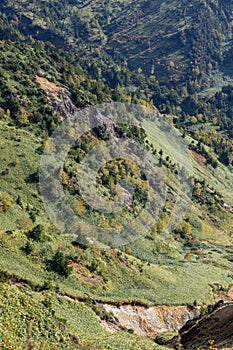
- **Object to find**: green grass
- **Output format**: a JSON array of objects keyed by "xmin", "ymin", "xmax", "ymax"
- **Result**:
[
  {"xmin": 0, "ymin": 123, "xmax": 45, "ymax": 231},
  {"xmin": 0, "ymin": 228, "xmax": 232, "ymax": 307},
  {"xmin": 0, "ymin": 282, "xmax": 169, "ymax": 350},
  {"xmin": 0, "ymin": 121, "xmax": 232, "ymax": 310}
]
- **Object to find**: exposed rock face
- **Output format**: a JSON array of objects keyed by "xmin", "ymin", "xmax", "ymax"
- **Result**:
[
  {"xmin": 36, "ymin": 75, "xmax": 75, "ymax": 119},
  {"xmin": 99, "ymin": 303, "xmax": 199, "ymax": 338}
]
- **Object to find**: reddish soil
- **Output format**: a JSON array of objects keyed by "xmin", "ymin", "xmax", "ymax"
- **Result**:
[
  {"xmin": 70, "ymin": 261, "xmax": 102, "ymax": 286},
  {"xmin": 190, "ymin": 149, "xmax": 207, "ymax": 168}
]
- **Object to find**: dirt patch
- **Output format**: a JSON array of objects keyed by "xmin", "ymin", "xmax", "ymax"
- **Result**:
[
  {"xmin": 215, "ymin": 284, "xmax": 233, "ymax": 302},
  {"xmin": 36, "ymin": 75, "xmax": 66, "ymax": 93},
  {"xmin": 71, "ymin": 261, "xmax": 103, "ymax": 286},
  {"xmin": 190, "ymin": 149, "xmax": 207, "ymax": 168}
]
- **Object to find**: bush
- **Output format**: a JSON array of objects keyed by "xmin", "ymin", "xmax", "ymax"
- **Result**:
[{"xmin": 0, "ymin": 192, "xmax": 13, "ymax": 213}]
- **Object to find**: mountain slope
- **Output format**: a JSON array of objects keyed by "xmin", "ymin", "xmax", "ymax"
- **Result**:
[
  {"xmin": 0, "ymin": 1, "xmax": 233, "ymax": 349},
  {"xmin": 2, "ymin": 0, "xmax": 233, "ymax": 82}
]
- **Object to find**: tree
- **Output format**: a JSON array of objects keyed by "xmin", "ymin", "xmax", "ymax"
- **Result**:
[
  {"xmin": 157, "ymin": 217, "xmax": 167, "ymax": 233},
  {"xmin": 49, "ymin": 250, "xmax": 72, "ymax": 277},
  {"xmin": 22, "ymin": 241, "xmax": 34, "ymax": 255},
  {"xmin": 60, "ymin": 169, "xmax": 69, "ymax": 186},
  {"xmin": 168, "ymin": 60, "xmax": 175, "ymax": 69},
  {"xmin": 27, "ymin": 224, "xmax": 44, "ymax": 241},
  {"xmin": 175, "ymin": 221, "xmax": 192, "ymax": 239}
]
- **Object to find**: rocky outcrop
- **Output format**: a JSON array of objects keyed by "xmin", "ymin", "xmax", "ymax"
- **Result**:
[
  {"xmin": 36, "ymin": 75, "xmax": 75, "ymax": 119},
  {"xmin": 98, "ymin": 303, "xmax": 199, "ymax": 338}
]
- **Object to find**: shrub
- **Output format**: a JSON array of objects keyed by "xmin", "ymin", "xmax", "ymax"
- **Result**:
[
  {"xmin": 29, "ymin": 211, "xmax": 37, "ymax": 223},
  {"xmin": 71, "ymin": 197, "xmax": 86, "ymax": 217},
  {"xmin": 16, "ymin": 216, "xmax": 32, "ymax": 230},
  {"xmin": 0, "ymin": 192, "xmax": 13, "ymax": 213}
]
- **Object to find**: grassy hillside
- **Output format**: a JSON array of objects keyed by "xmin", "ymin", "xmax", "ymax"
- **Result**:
[
  {"xmin": 0, "ymin": 1, "xmax": 232, "ymax": 349},
  {"xmin": 0, "ymin": 281, "xmax": 170, "ymax": 350},
  {"xmin": 0, "ymin": 56, "xmax": 232, "ymax": 308}
]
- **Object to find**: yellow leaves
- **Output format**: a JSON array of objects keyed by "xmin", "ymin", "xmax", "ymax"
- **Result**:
[
  {"xmin": 60, "ymin": 169, "xmax": 69, "ymax": 186},
  {"xmin": 0, "ymin": 192, "xmax": 13, "ymax": 213},
  {"xmin": 192, "ymin": 65, "xmax": 200, "ymax": 76},
  {"xmin": 184, "ymin": 252, "xmax": 192, "ymax": 260},
  {"xmin": 176, "ymin": 221, "xmax": 192, "ymax": 237},
  {"xmin": 193, "ymin": 182, "xmax": 202, "ymax": 197},
  {"xmin": 168, "ymin": 60, "xmax": 175, "ymax": 69},
  {"xmin": 14, "ymin": 70, "xmax": 22, "ymax": 79},
  {"xmin": 17, "ymin": 106, "xmax": 30, "ymax": 125},
  {"xmin": 156, "ymin": 217, "xmax": 167, "ymax": 234},
  {"xmin": 42, "ymin": 139, "xmax": 56, "ymax": 153},
  {"xmin": 97, "ymin": 215, "xmax": 110, "ymax": 228},
  {"xmin": 190, "ymin": 116, "xmax": 198, "ymax": 124},
  {"xmin": 71, "ymin": 197, "xmax": 86, "ymax": 217}
]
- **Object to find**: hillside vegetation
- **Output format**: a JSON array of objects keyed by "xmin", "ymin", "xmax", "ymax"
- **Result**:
[{"xmin": 0, "ymin": 1, "xmax": 232, "ymax": 349}]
